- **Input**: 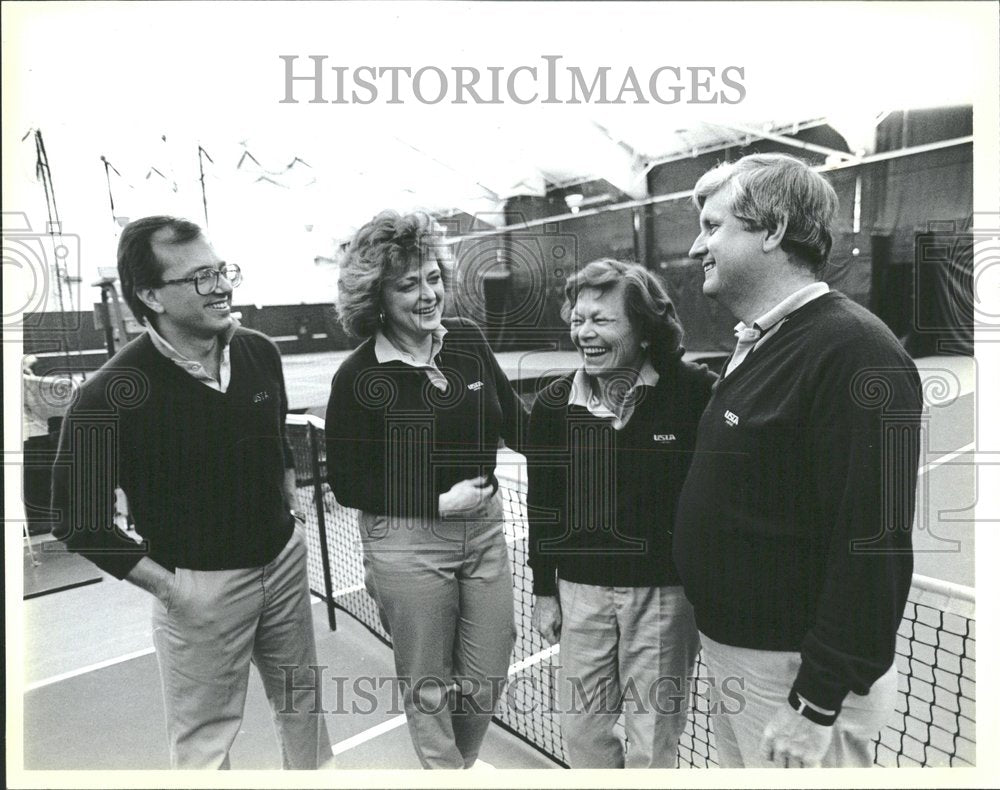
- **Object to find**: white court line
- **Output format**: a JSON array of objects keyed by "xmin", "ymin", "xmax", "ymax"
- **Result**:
[
  {"xmin": 919, "ymin": 443, "xmax": 974, "ymax": 476},
  {"xmin": 25, "ymin": 647, "xmax": 156, "ymax": 692},
  {"xmin": 329, "ymin": 644, "xmax": 561, "ymax": 757},
  {"xmin": 26, "ymin": 593, "xmax": 329, "ymax": 692},
  {"xmin": 332, "ymin": 713, "xmax": 408, "ymax": 755},
  {"xmin": 330, "ymin": 716, "xmax": 496, "ymax": 766},
  {"xmin": 330, "ymin": 582, "xmax": 366, "ymax": 597},
  {"xmin": 34, "ymin": 656, "xmax": 411, "ymax": 758},
  {"xmin": 507, "ymin": 644, "xmax": 559, "ymax": 676}
]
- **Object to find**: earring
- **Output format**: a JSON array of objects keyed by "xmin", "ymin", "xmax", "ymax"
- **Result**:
[
  {"xmin": 640, "ymin": 340, "xmax": 649, "ymax": 349},
  {"xmin": 378, "ymin": 311, "xmax": 385, "ymax": 323}
]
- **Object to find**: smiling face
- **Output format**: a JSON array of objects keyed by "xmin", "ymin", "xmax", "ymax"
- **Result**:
[
  {"xmin": 381, "ymin": 257, "xmax": 445, "ymax": 342},
  {"xmin": 688, "ymin": 184, "xmax": 767, "ymax": 310},
  {"xmin": 569, "ymin": 283, "xmax": 645, "ymax": 378},
  {"xmin": 145, "ymin": 232, "xmax": 234, "ymax": 342}
]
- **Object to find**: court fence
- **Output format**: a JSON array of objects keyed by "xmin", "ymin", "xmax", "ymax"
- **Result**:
[{"xmin": 286, "ymin": 415, "xmax": 976, "ymax": 768}]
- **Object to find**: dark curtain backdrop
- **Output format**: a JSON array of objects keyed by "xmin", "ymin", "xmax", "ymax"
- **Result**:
[{"xmin": 26, "ymin": 111, "xmax": 973, "ymax": 360}]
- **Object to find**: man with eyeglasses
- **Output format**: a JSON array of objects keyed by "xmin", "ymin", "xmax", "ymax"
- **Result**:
[{"xmin": 50, "ymin": 216, "xmax": 332, "ymax": 769}]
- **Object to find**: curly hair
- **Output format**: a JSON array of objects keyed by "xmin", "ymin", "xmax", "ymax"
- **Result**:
[
  {"xmin": 561, "ymin": 259, "xmax": 685, "ymax": 372},
  {"xmin": 336, "ymin": 210, "xmax": 453, "ymax": 339},
  {"xmin": 692, "ymin": 153, "xmax": 839, "ymax": 275}
]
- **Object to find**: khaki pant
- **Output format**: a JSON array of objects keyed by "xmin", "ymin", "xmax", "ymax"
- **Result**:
[
  {"xmin": 358, "ymin": 494, "xmax": 516, "ymax": 769},
  {"xmin": 699, "ymin": 631, "xmax": 898, "ymax": 768},
  {"xmin": 151, "ymin": 527, "xmax": 332, "ymax": 769},
  {"xmin": 556, "ymin": 581, "xmax": 700, "ymax": 768}
]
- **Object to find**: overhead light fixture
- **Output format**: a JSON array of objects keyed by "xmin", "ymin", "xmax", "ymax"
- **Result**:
[{"xmin": 565, "ymin": 193, "xmax": 584, "ymax": 214}]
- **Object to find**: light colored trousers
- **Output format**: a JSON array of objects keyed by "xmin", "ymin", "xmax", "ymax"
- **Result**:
[
  {"xmin": 699, "ymin": 631, "xmax": 898, "ymax": 768},
  {"xmin": 556, "ymin": 581, "xmax": 700, "ymax": 768},
  {"xmin": 151, "ymin": 527, "xmax": 332, "ymax": 769},
  {"xmin": 358, "ymin": 493, "xmax": 517, "ymax": 769}
]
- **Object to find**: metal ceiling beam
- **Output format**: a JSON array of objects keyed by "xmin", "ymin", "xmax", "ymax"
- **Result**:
[
  {"xmin": 579, "ymin": 121, "xmax": 650, "ymax": 200},
  {"xmin": 591, "ymin": 121, "xmax": 641, "ymax": 161},
  {"xmin": 444, "ymin": 136, "xmax": 971, "ymax": 243},
  {"xmin": 391, "ymin": 136, "xmax": 502, "ymax": 201},
  {"xmin": 816, "ymin": 135, "xmax": 972, "ymax": 172},
  {"xmin": 639, "ymin": 118, "xmax": 831, "ymax": 174},
  {"xmin": 706, "ymin": 121, "xmax": 862, "ymax": 163}
]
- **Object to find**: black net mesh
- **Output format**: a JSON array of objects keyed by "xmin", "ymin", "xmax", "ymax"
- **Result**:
[
  {"xmin": 288, "ymin": 416, "xmax": 976, "ymax": 769},
  {"xmin": 877, "ymin": 601, "xmax": 976, "ymax": 767}
]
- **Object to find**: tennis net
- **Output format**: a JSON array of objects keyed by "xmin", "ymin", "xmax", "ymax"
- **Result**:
[{"xmin": 286, "ymin": 415, "xmax": 975, "ymax": 768}]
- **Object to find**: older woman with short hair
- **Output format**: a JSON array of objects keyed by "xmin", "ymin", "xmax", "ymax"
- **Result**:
[
  {"xmin": 526, "ymin": 258, "xmax": 717, "ymax": 768},
  {"xmin": 325, "ymin": 210, "xmax": 524, "ymax": 769}
]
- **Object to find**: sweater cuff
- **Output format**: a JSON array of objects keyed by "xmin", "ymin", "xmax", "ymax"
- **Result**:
[
  {"xmin": 77, "ymin": 548, "xmax": 144, "ymax": 581},
  {"xmin": 530, "ymin": 564, "xmax": 558, "ymax": 597},
  {"xmin": 787, "ymin": 689, "xmax": 838, "ymax": 726},
  {"xmin": 791, "ymin": 661, "xmax": 850, "ymax": 719}
]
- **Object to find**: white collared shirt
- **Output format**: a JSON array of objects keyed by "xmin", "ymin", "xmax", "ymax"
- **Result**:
[
  {"xmin": 568, "ymin": 359, "xmax": 660, "ymax": 430},
  {"xmin": 726, "ymin": 282, "xmax": 829, "ymax": 377},
  {"xmin": 373, "ymin": 324, "xmax": 449, "ymax": 391},
  {"xmin": 146, "ymin": 318, "xmax": 239, "ymax": 392}
]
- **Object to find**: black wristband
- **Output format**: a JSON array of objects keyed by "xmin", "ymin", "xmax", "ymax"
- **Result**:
[{"xmin": 788, "ymin": 689, "xmax": 837, "ymax": 726}]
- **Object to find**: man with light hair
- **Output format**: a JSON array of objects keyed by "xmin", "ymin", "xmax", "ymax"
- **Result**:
[{"xmin": 674, "ymin": 153, "xmax": 922, "ymax": 768}]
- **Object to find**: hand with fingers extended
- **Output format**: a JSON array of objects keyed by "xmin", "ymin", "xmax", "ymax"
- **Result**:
[
  {"xmin": 532, "ymin": 595, "xmax": 562, "ymax": 645},
  {"xmin": 438, "ymin": 475, "xmax": 494, "ymax": 519},
  {"xmin": 759, "ymin": 704, "xmax": 834, "ymax": 768}
]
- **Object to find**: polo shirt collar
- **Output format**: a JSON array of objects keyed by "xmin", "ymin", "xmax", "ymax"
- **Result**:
[
  {"xmin": 373, "ymin": 324, "xmax": 448, "ymax": 366},
  {"xmin": 734, "ymin": 281, "xmax": 829, "ymax": 336},
  {"xmin": 146, "ymin": 317, "xmax": 239, "ymax": 391},
  {"xmin": 373, "ymin": 324, "xmax": 449, "ymax": 392},
  {"xmin": 568, "ymin": 358, "xmax": 659, "ymax": 428}
]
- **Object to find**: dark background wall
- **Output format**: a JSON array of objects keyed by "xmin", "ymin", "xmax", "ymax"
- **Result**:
[
  {"xmin": 24, "ymin": 302, "xmax": 353, "ymax": 371},
  {"xmin": 22, "ymin": 109, "xmax": 974, "ymax": 367},
  {"xmin": 457, "ymin": 113, "xmax": 972, "ymax": 357}
]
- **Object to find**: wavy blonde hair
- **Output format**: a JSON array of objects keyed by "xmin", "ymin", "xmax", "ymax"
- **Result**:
[
  {"xmin": 336, "ymin": 210, "xmax": 453, "ymax": 339},
  {"xmin": 692, "ymin": 153, "xmax": 839, "ymax": 275}
]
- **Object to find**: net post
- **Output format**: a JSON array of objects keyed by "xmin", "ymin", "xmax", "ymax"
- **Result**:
[{"xmin": 307, "ymin": 420, "xmax": 337, "ymax": 631}]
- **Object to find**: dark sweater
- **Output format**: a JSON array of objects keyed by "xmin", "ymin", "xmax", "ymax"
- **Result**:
[
  {"xmin": 674, "ymin": 291, "xmax": 922, "ymax": 715},
  {"xmin": 51, "ymin": 329, "xmax": 295, "ymax": 579},
  {"xmin": 526, "ymin": 358, "xmax": 717, "ymax": 596},
  {"xmin": 325, "ymin": 317, "xmax": 526, "ymax": 517}
]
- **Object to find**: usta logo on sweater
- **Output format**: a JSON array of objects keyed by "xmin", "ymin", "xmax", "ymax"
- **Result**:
[
  {"xmin": 653, "ymin": 434, "xmax": 676, "ymax": 442},
  {"xmin": 724, "ymin": 409, "xmax": 739, "ymax": 427},
  {"xmin": 253, "ymin": 390, "xmax": 271, "ymax": 404}
]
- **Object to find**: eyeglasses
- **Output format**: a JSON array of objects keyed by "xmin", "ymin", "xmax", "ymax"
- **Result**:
[{"xmin": 159, "ymin": 264, "xmax": 242, "ymax": 295}]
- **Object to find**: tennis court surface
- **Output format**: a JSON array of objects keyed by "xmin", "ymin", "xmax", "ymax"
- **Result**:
[{"xmin": 20, "ymin": 354, "xmax": 975, "ymax": 770}]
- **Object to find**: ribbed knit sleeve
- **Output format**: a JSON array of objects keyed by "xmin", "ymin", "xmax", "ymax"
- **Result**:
[
  {"xmin": 50, "ymin": 366, "xmax": 147, "ymax": 580},
  {"xmin": 791, "ymin": 337, "xmax": 922, "ymax": 715},
  {"xmin": 525, "ymin": 377, "xmax": 571, "ymax": 596},
  {"xmin": 326, "ymin": 346, "xmax": 388, "ymax": 514},
  {"xmin": 486, "ymin": 339, "xmax": 527, "ymax": 455}
]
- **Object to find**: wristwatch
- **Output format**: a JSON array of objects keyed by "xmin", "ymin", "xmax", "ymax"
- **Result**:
[{"xmin": 788, "ymin": 689, "xmax": 837, "ymax": 726}]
